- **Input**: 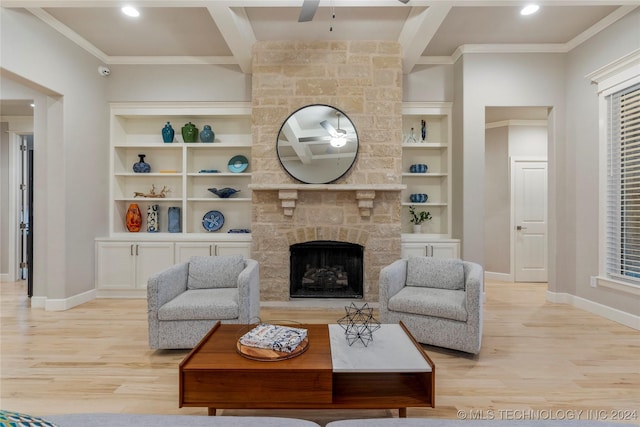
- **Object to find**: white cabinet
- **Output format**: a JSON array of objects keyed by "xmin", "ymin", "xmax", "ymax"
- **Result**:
[
  {"xmin": 401, "ymin": 239, "xmax": 460, "ymax": 259},
  {"xmin": 401, "ymin": 103, "xmax": 452, "ymax": 237},
  {"xmin": 174, "ymin": 241, "xmax": 251, "ymax": 263},
  {"xmin": 96, "ymin": 241, "xmax": 174, "ymax": 296}
]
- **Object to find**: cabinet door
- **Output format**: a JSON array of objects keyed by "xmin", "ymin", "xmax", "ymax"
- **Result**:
[
  {"xmin": 96, "ymin": 242, "xmax": 136, "ymax": 289},
  {"xmin": 135, "ymin": 243, "xmax": 175, "ymax": 288},
  {"xmin": 401, "ymin": 244, "xmax": 428, "ymax": 258},
  {"xmin": 174, "ymin": 242, "xmax": 213, "ymax": 263},
  {"xmin": 215, "ymin": 243, "xmax": 252, "ymax": 258},
  {"xmin": 429, "ymin": 242, "xmax": 460, "ymax": 259}
]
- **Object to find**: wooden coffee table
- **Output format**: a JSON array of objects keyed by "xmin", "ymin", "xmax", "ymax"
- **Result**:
[{"xmin": 179, "ymin": 321, "xmax": 435, "ymax": 417}]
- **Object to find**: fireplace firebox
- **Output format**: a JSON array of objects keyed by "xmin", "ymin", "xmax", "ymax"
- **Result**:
[{"xmin": 290, "ymin": 241, "xmax": 364, "ymax": 298}]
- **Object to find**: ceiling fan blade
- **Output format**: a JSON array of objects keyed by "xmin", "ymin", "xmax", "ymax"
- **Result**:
[
  {"xmin": 320, "ymin": 120, "xmax": 339, "ymax": 137},
  {"xmin": 298, "ymin": 0, "xmax": 320, "ymax": 22}
]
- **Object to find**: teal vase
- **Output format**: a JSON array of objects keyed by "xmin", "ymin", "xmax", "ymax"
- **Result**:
[{"xmin": 162, "ymin": 122, "xmax": 174, "ymax": 143}]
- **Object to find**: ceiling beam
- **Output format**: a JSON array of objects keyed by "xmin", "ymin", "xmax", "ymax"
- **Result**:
[
  {"xmin": 398, "ymin": 5, "xmax": 451, "ymax": 74},
  {"xmin": 206, "ymin": 5, "xmax": 256, "ymax": 74}
]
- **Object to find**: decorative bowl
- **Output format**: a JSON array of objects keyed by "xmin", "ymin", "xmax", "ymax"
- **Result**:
[
  {"xmin": 409, "ymin": 193, "xmax": 428, "ymax": 203},
  {"xmin": 228, "ymin": 155, "xmax": 249, "ymax": 173},
  {"xmin": 208, "ymin": 187, "xmax": 240, "ymax": 198},
  {"xmin": 409, "ymin": 164, "xmax": 428, "ymax": 173}
]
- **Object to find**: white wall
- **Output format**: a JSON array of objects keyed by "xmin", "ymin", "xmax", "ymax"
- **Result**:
[
  {"xmin": 564, "ymin": 8, "xmax": 640, "ymax": 315},
  {"xmin": 484, "ymin": 126, "xmax": 510, "ymax": 274},
  {"xmin": 106, "ymin": 65, "xmax": 251, "ymax": 102},
  {"xmin": 0, "ymin": 121, "xmax": 9, "ymax": 277},
  {"xmin": 459, "ymin": 52, "xmax": 565, "ymax": 298},
  {"xmin": 1, "ymin": 8, "xmax": 109, "ymax": 302}
]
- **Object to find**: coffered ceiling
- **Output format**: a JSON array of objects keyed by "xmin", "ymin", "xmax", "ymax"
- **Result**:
[{"xmin": 2, "ymin": 0, "xmax": 638, "ymax": 76}]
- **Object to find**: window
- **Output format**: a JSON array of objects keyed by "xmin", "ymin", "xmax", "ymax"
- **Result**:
[
  {"xmin": 589, "ymin": 49, "xmax": 640, "ymax": 293},
  {"xmin": 606, "ymin": 82, "xmax": 640, "ymax": 283}
]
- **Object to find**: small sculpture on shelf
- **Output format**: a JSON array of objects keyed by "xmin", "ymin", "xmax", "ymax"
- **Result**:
[
  {"xmin": 207, "ymin": 187, "xmax": 240, "ymax": 198},
  {"xmin": 133, "ymin": 184, "xmax": 170, "ymax": 198},
  {"xmin": 404, "ymin": 127, "xmax": 417, "ymax": 144},
  {"xmin": 421, "ymin": 119, "xmax": 427, "ymax": 142},
  {"xmin": 337, "ymin": 303, "xmax": 381, "ymax": 347}
]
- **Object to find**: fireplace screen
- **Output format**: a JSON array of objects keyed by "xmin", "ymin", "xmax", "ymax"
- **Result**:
[{"xmin": 290, "ymin": 241, "xmax": 364, "ymax": 298}]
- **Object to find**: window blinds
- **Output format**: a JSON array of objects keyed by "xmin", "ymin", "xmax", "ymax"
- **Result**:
[{"xmin": 606, "ymin": 82, "xmax": 640, "ymax": 282}]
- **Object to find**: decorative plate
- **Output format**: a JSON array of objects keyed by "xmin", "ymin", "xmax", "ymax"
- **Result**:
[
  {"xmin": 202, "ymin": 210, "xmax": 224, "ymax": 232},
  {"xmin": 228, "ymin": 155, "xmax": 249, "ymax": 173}
]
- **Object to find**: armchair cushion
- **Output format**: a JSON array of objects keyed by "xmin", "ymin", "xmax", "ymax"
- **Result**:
[
  {"xmin": 389, "ymin": 286, "xmax": 468, "ymax": 322},
  {"xmin": 158, "ymin": 288, "xmax": 239, "ymax": 321},
  {"xmin": 406, "ymin": 257, "xmax": 464, "ymax": 290},
  {"xmin": 187, "ymin": 255, "xmax": 245, "ymax": 290}
]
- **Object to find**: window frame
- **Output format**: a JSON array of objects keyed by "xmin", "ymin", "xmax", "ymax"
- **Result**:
[{"xmin": 590, "ymin": 50, "xmax": 640, "ymax": 295}]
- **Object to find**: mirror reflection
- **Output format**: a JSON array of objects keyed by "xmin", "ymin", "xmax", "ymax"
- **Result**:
[{"xmin": 277, "ymin": 104, "xmax": 358, "ymax": 184}]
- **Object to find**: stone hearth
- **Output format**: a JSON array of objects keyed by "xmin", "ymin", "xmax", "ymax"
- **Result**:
[{"xmin": 251, "ymin": 40, "xmax": 403, "ymax": 302}]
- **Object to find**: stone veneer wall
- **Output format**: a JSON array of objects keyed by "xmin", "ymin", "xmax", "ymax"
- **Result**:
[{"xmin": 251, "ymin": 40, "xmax": 403, "ymax": 302}]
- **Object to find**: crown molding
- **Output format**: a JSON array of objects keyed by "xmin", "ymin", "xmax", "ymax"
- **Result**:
[{"xmin": 106, "ymin": 56, "xmax": 238, "ymax": 65}]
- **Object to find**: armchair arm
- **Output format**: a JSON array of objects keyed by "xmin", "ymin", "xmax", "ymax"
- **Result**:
[
  {"xmin": 378, "ymin": 259, "xmax": 408, "ymax": 314},
  {"xmin": 147, "ymin": 262, "xmax": 189, "ymax": 314},
  {"xmin": 463, "ymin": 261, "xmax": 484, "ymax": 332},
  {"xmin": 147, "ymin": 262, "xmax": 188, "ymax": 349},
  {"xmin": 237, "ymin": 259, "xmax": 260, "ymax": 323}
]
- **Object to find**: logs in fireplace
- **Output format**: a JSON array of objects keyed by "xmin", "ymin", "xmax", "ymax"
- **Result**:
[{"xmin": 290, "ymin": 241, "xmax": 364, "ymax": 298}]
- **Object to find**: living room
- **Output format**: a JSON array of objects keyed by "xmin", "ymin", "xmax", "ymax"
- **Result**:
[{"xmin": 1, "ymin": 1, "xmax": 639, "ymax": 425}]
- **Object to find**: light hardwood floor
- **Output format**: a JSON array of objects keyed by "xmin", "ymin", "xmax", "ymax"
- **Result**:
[{"xmin": 1, "ymin": 280, "xmax": 639, "ymax": 424}]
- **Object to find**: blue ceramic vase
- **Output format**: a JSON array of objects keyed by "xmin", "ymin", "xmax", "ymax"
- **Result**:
[
  {"xmin": 168, "ymin": 207, "xmax": 181, "ymax": 233},
  {"xmin": 162, "ymin": 122, "xmax": 175, "ymax": 143},
  {"xmin": 133, "ymin": 154, "xmax": 151, "ymax": 173},
  {"xmin": 200, "ymin": 125, "xmax": 215, "ymax": 143}
]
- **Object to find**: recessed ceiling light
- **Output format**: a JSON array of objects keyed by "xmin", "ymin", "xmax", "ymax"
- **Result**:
[
  {"xmin": 121, "ymin": 6, "xmax": 140, "ymax": 18},
  {"xmin": 520, "ymin": 4, "xmax": 540, "ymax": 16}
]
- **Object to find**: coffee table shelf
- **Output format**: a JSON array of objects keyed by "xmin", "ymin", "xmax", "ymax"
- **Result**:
[{"xmin": 179, "ymin": 322, "xmax": 435, "ymax": 416}]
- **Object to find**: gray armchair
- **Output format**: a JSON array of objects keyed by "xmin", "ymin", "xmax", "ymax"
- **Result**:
[
  {"xmin": 147, "ymin": 255, "xmax": 260, "ymax": 350},
  {"xmin": 379, "ymin": 257, "xmax": 483, "ymax": 354}
]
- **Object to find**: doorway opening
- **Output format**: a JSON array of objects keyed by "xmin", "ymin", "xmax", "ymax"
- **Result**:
[{"xmin": 484, "ymin": 107, "xmax": 549, "ymax": 283}]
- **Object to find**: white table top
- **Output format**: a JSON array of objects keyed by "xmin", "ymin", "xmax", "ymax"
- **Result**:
[{"xmin": 328, "ymin": 324, "xmax": 432, "ymax": 373}]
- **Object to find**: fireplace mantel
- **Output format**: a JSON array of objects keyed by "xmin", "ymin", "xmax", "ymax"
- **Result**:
[{"xmin": 249, "ymin": 184, "xmax": 406, "ymax": 217}]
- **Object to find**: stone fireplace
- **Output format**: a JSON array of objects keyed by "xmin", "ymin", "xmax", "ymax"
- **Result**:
[{"xmin": 251, "ymin": 40, "xmax": 404, "ymax": 302}]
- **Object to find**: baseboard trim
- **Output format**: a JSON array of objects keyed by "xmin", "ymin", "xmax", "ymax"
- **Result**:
[
  {"xmin": 484, "ymin": 271, "xmax": 513, "ymax": 282},
  {"xmin": 546, "ymin": 290, "xmax": 640, "ymax": 330},
  {"xmin": 32, "ymin": 289, "xmax": 97, "ymax": 311}
]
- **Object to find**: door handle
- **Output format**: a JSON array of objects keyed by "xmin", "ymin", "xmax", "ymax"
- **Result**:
[{"xmin": 516, "ymin": 225, "xmax": 528, "ymax": 231}]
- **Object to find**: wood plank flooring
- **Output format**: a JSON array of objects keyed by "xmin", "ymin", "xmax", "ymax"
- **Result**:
[{"xmin": 1, "ymin": 280, "xmax": 639, "ymax": 425}]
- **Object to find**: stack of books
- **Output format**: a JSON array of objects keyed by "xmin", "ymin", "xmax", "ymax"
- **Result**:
[{"xmin": 239, "ymin": 323, "xmax": 307, "ymax": 353}]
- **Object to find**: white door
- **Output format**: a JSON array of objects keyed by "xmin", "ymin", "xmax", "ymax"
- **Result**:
[{"xmin": 513, "ymin": 160, "xmax": 548, "ymax": 282}]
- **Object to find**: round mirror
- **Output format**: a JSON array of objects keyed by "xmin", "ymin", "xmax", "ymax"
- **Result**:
[{"xmin": 277, "ymin": 104, "xmax": 358, "ymax": 184}]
